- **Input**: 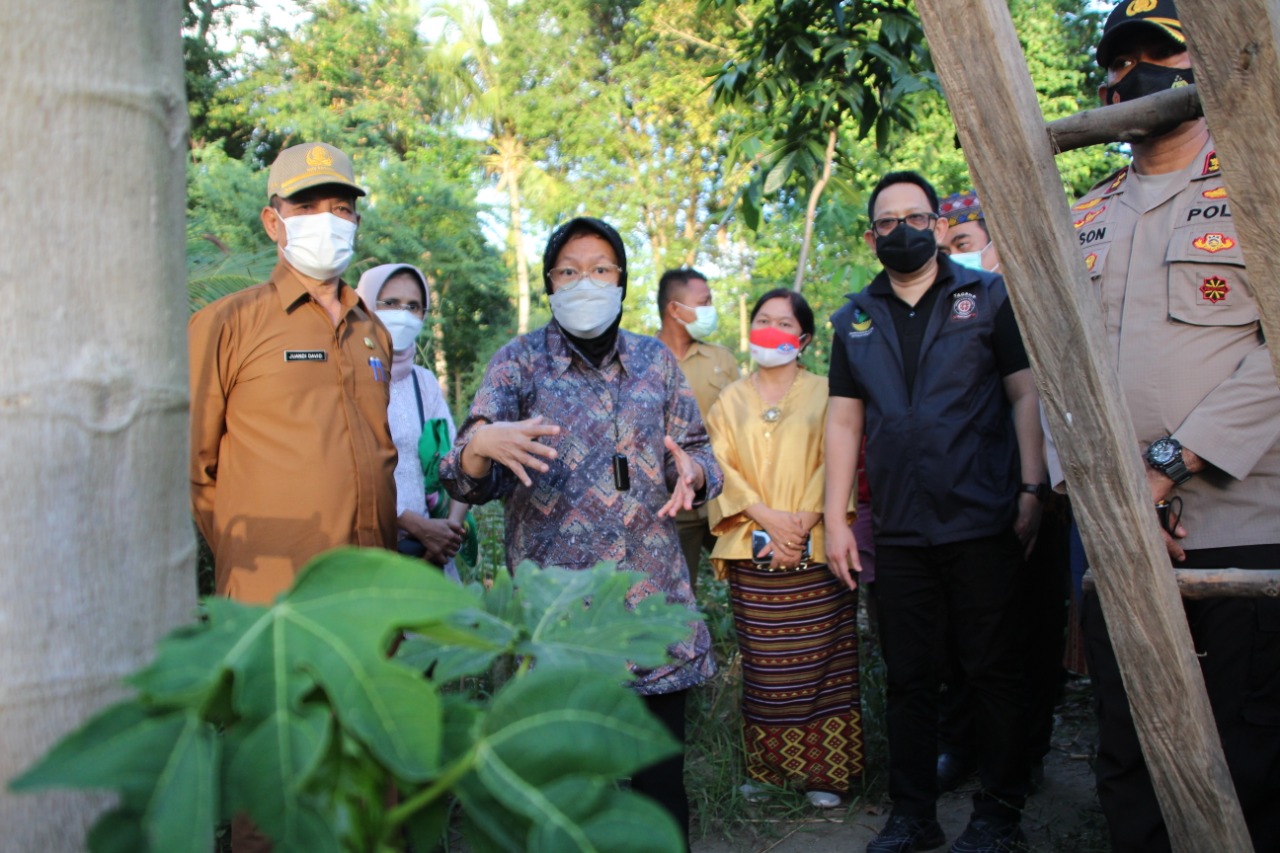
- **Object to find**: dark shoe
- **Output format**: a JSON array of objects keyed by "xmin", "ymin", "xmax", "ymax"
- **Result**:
[
  {"xmin": 867, "ymin": 814, "xmax": 947, "ymax": 853},
  {"xmin": 936, "ymin": 752, "xmax": 977, "ymax": 793},
  {"xmin": 948, "ymin": 818, "xmax": 1028, "ymax": 853}
]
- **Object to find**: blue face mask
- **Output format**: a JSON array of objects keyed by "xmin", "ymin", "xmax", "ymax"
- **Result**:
[{"xmin": 949, "ymin": 241, "xmax": 994, "ymax": 272}]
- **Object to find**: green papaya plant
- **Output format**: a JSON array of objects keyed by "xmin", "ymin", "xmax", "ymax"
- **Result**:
[{"xmin": 11, "ymin": 549, "xmax": 697, "ymax": 853}]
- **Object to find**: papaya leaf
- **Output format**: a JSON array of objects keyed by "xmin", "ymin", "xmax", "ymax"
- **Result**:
[
  {"xmin": 453, "ymin": 665, "xmax": 680, "ymax": 853},
  {"xmin": 11, "ymin": 701, "xmax": 219, "ymax": 853},
  {"xmin": 225, "ymin": 701, "xmax": 337, "ymax": 853},
  {"xmin": 508, "ymin": 561, "xmax": 699, "ymax": 676},
  {"xmin": 394, "ymin": 608, "xmax": 518, "ymax": 681},
  {"xmin": 141, "ymin": 549, "xmax": 476, "ymax": 782},
  {"xmin": 86, "ymin": 808, "xmax": 146, "ymax": 853}
]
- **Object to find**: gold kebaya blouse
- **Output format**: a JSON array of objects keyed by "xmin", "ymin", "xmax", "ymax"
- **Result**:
[{"xmin": 704, "ymin": 369, "xmax": 855, "ymax": 580}]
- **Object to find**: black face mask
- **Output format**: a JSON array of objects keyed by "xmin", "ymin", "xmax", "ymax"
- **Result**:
[
  {"xmin": 875, "ymin": 223, "xmax": 937, "ymax": 274},
  {"xmin": 1103, "ymin": 62, "xmax": 1194, "ymax": 106}
]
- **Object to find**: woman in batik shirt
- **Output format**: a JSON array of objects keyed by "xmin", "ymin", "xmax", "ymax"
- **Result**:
[
  {"xmin": 439, "ymin": 217, "xmax": 721, "ymax": 849},
  {"xmin": 705, "ymin": 289, "xmax": 863, "ymax": 809}
]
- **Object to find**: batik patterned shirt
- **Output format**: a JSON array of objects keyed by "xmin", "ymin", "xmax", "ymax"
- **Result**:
[{"xmin": 441, "ymin": 321, "xmax": 721, "ymax": 694}]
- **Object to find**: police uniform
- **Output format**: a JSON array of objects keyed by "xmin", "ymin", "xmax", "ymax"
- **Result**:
[{"xmin": 1066, "ymin": 139, "xmax": 1280, "ymax": 852}]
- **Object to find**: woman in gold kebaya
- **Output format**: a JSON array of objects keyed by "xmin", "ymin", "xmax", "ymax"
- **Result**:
[{"xmin": 706, "ymin": 288, "xmax": 863, "ymax": 808}]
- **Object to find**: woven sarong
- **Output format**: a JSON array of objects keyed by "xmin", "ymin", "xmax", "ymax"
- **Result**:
[{"xmin": 728, "ymin": 560, "xmax": 863, "ymax": 793}]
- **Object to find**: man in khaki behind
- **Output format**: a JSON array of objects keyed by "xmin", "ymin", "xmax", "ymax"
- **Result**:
[
  {"xmin": 188, "ymin": 141, "xmax": 397, "ymax": 604},
  {"xmin": 656, "ymin": 268, "xmax": 740, "ymax": 591}
]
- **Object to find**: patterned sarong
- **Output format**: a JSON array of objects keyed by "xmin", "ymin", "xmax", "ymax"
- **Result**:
[{"xmin": 728, "ymin": 560, "xmax": 863, "ymax": 793}]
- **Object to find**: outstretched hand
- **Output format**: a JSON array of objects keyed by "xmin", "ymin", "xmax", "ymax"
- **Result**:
[
  {"xmin": 465, "ymin": 416, "xmax": 561, "ymax": 487},
  {"xmin": 658, "ymin": 435, "xmax": 706, "ymax": 518}
]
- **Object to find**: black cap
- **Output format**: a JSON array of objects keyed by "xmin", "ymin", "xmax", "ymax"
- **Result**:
[
  {"xmin": 1097, "ymin": 0, "xmax": 1185, "ymax": 68},
  {"xmin": 541, "ymin": 217, "xmax": 628, "ymax": 298}
]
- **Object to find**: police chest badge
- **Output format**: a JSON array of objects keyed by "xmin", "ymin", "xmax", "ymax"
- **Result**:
[
  {"xmin": 950, "ymin": 292, "xmax": 978, "ymax": 322},
  {"xmin": 1200, "ymin": 275, "xmax": 1230, "ymax": 304}
]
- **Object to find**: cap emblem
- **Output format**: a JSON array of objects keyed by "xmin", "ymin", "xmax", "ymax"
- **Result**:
[
  {"xmin": 306, "ymin": 145, "xmax": 335, "ymax": 169},
  {"xmin": 1126, "ymin": 0, "xmax": 1157, "ymax": 15}
]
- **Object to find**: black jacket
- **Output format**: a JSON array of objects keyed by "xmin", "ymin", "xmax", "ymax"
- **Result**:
[{"xmin": 831, "ymin": 256, "xmax": 1020, "ymax": 546}]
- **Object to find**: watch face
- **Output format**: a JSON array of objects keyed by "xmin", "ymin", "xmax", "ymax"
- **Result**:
[{"xmin": 1148, "ymin": 438, "xmax": 1177, "ymax": 466}]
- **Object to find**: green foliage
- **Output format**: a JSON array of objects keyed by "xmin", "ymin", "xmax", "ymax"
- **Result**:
[
  {"xmin": 13, "ymin": 550, "xmax": 693, "ymax": 853},
  {"xmin": 709, "ymin": 0, "xmax": 935, "ymax": 231}
]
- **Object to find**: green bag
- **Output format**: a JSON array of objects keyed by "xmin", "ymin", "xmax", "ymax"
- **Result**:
[{"xmin": 414, "ymin": 376, "xmax": 480, "ymax": 571}]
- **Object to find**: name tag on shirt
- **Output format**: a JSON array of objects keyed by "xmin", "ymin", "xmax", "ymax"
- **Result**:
[{"xmin": 284, "ymin": 350, "xmax": 328, "ymax": 362}]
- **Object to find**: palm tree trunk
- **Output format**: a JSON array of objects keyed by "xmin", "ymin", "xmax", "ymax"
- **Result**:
[
  {"xmin": 507, "ymin": 166, "xmax": 532, "ymax": 335},
  {"xmin": 0, "ymin": 1, "xmax": 195, "ymax": 848}
]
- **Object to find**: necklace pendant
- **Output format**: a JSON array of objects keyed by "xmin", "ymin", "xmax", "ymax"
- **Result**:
[{"xmin": 762, "ymin": 406, "xmax": 782, "ymax": 423}]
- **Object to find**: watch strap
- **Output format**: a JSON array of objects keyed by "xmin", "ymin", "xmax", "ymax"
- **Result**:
[{"xmin": 1020, "ymin": 483, "xmax": 1047, "ymax": 500}]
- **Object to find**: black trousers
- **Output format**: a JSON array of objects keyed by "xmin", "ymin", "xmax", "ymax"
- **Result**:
[
  {"xmin": 877, "ymin": 530, "xmax": 1029, "ymax": 824},
  {"xmin": 939, "ymin": 502, "xmax": 1071, "ymax": 765},
  {"xmin": 1083, "ymin": 543, "xmax": 1280, "ymax": 853},
  {"xmin": 634, "ymin": 690, "xmax": 689, "ymax": 852}
]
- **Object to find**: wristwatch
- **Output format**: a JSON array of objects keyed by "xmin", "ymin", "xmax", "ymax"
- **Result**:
[
  {"xmin": 1145, "ymin": 437, "xmax": 1193, "ymax": 486},
  {"xmin": 1020, "ymin": 483, "xmax": 1047, "ymax": 501}
]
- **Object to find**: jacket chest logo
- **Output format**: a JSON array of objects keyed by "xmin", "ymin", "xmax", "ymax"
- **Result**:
[
  {"xmin": 1200, "ymin": 275, "xmax": 1230, "ymax": 303},
  {"xmin": 1193, "ymin": 232, "xmax": 1236, "ymax": 254},
  {"xmin": 847, "ymin": 308, "xmax": 874, "ymax": 338},
  {"xmin": 950, "ymin": 292, "xmax": 978, "ymax": 322}
]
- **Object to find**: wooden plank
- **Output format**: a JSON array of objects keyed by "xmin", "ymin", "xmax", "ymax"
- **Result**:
[
  {"xmin": 1083, "ymin": 568, "xmax": 1280, "ymax": 599},
  {"xmin": 913, "ymin": 2, "xmax": 1253, "ymax": 851},
  {"xmin": 1046, "ymin": 85, "xmax": 1203, "ymax": 153},
  {"xmin": 1177, "ymin": 0, "xmax": 1280, "ymax": 381}
]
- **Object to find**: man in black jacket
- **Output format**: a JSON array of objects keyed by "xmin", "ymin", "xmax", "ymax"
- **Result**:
[{"xmin": 824, "ymin": 171, "xmax": 1044, "ymax": 853}]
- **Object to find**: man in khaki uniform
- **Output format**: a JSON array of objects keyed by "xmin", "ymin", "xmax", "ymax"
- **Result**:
[
  {"xmin": 656, "ymin": 268, "xmax": 740, "ymax": 591},
  {"xmin": 189, "ymin": 142, "xmax": 398, "ymax": 607},
  {"xmin": 1060, "ymin": 3, "xmax": 1280, "ymax": 850}
]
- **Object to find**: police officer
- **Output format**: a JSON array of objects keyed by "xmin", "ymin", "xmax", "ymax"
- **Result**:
[{"xmin": 1061, "ymin": 2, "xmax": 1280, "ymax": 850}]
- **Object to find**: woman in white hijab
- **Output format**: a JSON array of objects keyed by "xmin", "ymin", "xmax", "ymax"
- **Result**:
[{"xmin": 357, "ymin": 263, "xmax": 468, "ymax": 578}]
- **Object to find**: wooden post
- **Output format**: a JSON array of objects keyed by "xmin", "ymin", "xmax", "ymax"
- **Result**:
[
  {"xmin": 1046, "ymin": 85, "xmax": 1203, "ymax": 152},
  {"xmin": 914, "ymin": 2, "xmax": 1253, "ymax": 850},
  {"xmin": 1176, "ymin": 0, "xmax": 1280, "ymax": 381}
]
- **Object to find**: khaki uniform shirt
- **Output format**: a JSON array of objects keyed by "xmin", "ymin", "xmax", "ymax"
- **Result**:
[
  {"xmin": 676, "ymin": 340, "xmax": 740, "ymax": 521},
  {"xmin": 1060, "ymin": 139, "xmax": 1280, "ymax": 549},
  {"xmin": 189, "ymin": 261, "xmax": 398, "ymax": 603}
]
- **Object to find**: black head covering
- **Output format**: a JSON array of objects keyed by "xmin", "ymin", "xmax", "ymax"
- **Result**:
[
  {"xmin": 542, "ymin": 216, "xmax": 628, "ymax": 298},
  {"xmin": 542, "ymin": 217, "xmax": 627, "ymax": 366}
]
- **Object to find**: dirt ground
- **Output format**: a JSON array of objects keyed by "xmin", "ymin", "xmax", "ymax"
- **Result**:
[{"xmin": 692, "ymin": 678, "xmax": 1107, "ymax": 853}]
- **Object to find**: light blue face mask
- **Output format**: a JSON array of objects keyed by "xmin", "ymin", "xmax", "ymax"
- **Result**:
[
  {"xmin": 950, "ymin": 241, "xmax": 994, "ymax": 272},
  {"xmin": 679, "ymin": 304, "xmax": 719, "ymax": 340}
]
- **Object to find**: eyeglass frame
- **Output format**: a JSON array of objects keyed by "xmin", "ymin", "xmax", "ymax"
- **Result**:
[
  {"xmin": 870, "ymin": 212, "xmax": 939, "ymax": 237},
  {"xmin": 545, "ymin": 263, "xmax": 624, "ymax": 288},
  {"xmin": 376, "ymin": 298, "xmax": 426, "ymax": 316}
]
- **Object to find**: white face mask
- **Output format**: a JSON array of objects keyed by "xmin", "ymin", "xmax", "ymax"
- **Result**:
[
  {"xmin": 949, "ymin": 241, "xmax": 993, "ymax": 272},
  {"xmin": 680, "ymin": 304, "xmax": 719, "ymax": 341},
  {"xmin": 376, "ymin": 310, "xmax": 424, "ymax": 353},
  {"xmin": 278, "ymin": 211, "xmax": 357, "ymax": 281},
  {"xmin": 549, "ymin": 278, "xmax": 623, "ymax": 338}
]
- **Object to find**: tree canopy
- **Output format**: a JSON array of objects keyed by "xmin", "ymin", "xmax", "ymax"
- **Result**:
[{"xmin": 184, "ymin": 0, "xmax": 1121, "ymax": 392}]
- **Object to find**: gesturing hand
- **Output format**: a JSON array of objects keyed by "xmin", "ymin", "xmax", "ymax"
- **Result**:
[
  {"xmin": 466, "ymin": 416, "xmax": 561, "ymax": 487},
  {"xmin": 658, "ymin": 435, "xmax": 706, "ymax": 518}
]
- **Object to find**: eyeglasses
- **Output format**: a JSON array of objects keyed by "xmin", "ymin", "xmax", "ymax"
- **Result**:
[
  {"xmin": 547, "ymin": 264, "xmax": 623, "ymax": 288},
  {"xmin": 871, "ymin": 213, "xmax": 938, "ymax": 237},
  {"xmin": 376, "ymin": 299, "xmax": 425, "ymax": 315}
]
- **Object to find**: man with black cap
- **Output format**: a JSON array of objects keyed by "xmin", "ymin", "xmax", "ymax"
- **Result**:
[
  {"xmin": 825, "ymin": 171, "xmax": 1045, "ymax": 853},
  {"xmin": 1060, "ymin": 3, "xmax": 1280, "ymax": 850},
  {"xmin": 189, "ymin": 141, "xmax": 397, "ymax": 608}
]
